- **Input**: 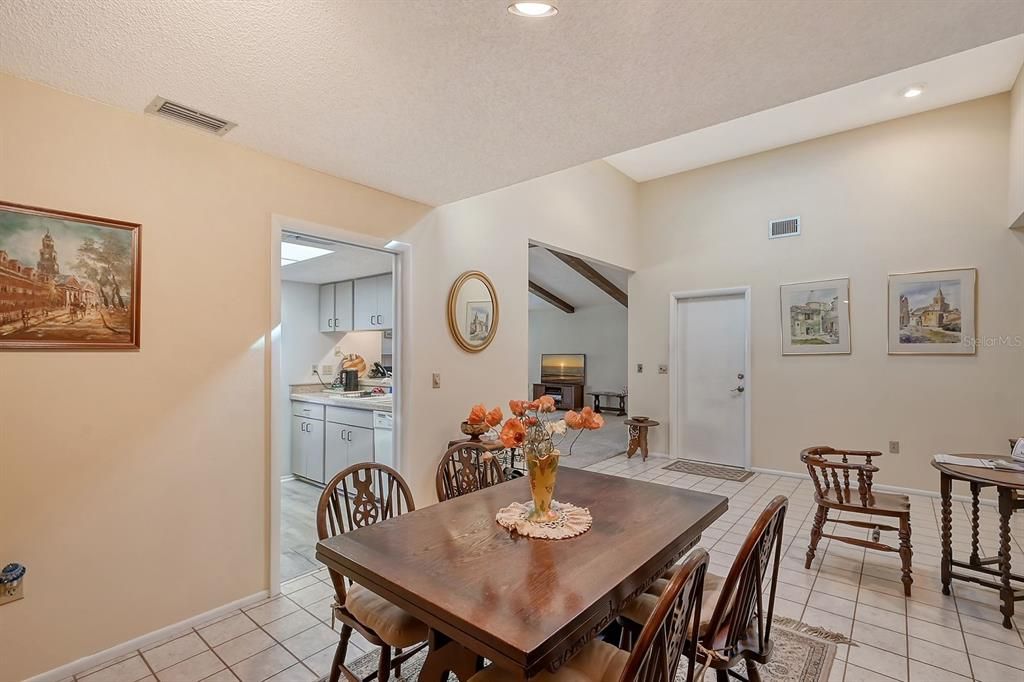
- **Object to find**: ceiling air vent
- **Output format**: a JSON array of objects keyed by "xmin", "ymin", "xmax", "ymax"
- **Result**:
[
  {"xmin": 769, "ymin": 216, "xmax": 800, "ymax": 239},
  {"xmin": 144, "ymin": 96, "xmax": 237, "ymax": 136}
]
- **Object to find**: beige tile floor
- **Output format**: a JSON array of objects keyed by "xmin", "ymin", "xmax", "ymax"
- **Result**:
[{"xmin": 70, "ymin": 456, "xmax": 1023, "ymax": 682}]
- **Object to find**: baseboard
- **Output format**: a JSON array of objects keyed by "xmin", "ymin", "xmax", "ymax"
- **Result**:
[
  {"xmin": 280, "ymin": 474, "xmax": 296, "ymax": 483},
  {"xmin": 26, "ymin": 590, "xmax": 269, "ymax": 682},
  {"xmin": 750, "ymin": 467, "xmax": 997, "ymax": 507}
]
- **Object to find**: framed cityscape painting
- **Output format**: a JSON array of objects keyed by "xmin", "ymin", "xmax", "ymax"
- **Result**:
[
  {"xmin": 780, "ymin": 278, "xmax": 851, "ymax": 355},
  {"xmin": 0, "ymin": 201, "xmax": 141, "ymax": 351},
  {"xmin": 888, "ymin": 268, "xmax": 975, "ymax": 355}
]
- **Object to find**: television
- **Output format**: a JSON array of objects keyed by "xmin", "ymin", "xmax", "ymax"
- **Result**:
[{"xmin": 541, "ymin": 354, "xmax": 586, "ymax": 385}]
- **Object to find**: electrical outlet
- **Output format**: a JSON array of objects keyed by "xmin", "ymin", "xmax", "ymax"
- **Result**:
[
  {"xmin": 311, "ymin": 364, "xmax": 318, "ymax": 374},
  {"xmin": 889, "ymin": 441, "xmax": 900, "ymax": 454},
  {"xmin": 432, "ymin": 373, "xmax": 441, "ymax": 389},
  {"xmin": 636, "ymin": 363, "xmax": 644, "ymax": 373},
  {"xmin": 658, "ymin": 364, "xmax": 668, "ymax": 375}
]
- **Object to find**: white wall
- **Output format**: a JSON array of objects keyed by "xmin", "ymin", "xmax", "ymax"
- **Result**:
[
  {"xmin": 1010, "ymin": 61, "xmax": 1024, "ymax": 229},
  {"xmin": 629, "ymin": 95, "xmax": 1024, "ymax": 491},
  {"xmin": 529, "ymin": 304, "xmax": 627, "ymax": 395},
  {"xmin": 395, "ymin": 160, "xmax": 639, "ymax": 504}
]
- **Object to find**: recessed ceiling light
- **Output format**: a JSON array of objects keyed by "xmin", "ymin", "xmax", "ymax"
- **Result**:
[
  {"xmin": 508, "ymin": 2, "xmax": 558, "ymax": 18},
  {"xmin": 901, "ymin": 84, "xmax": 925, "ymax": 99}
]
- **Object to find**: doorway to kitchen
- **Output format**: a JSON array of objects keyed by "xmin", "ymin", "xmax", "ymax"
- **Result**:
[
  {"xmin": 273, "ymin": 226, "xmax": 400, "ymax": 584},
  {"xmin": 669, "ymin": 287, "xmax": 751, "ymax": 469}
]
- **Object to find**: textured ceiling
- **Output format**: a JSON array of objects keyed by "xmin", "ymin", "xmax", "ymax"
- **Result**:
[{"xmin": 2, "ymin": 1, "xmax": 1023, "ymax": 205}]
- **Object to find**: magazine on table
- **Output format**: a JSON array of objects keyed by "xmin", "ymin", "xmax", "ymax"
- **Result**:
[{"xmin": 933, "ymin": 453, "xmax": 1024, "ymax": 472}]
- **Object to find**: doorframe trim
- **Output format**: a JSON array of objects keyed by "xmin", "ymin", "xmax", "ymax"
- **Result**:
[
  {"xmin": 269, "ymin": 213, "xmax": 408, "ymax": 595},
  {"xmin": 668, "ymin": 286, "xmax": 752, "ymax": 470}
]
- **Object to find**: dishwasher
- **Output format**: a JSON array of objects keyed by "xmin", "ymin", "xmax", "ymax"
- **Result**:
[{"xmin": 373, "ymin": 411, "xmax": 393, "ymax": 468}]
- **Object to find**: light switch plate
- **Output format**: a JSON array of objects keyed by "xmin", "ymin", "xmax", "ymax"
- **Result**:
[
  {"xmin": 889, "ymin": 441, "xmax": 900, "ymax": 454},
  {"xmin": 432, "ymin": 373, "xmax": 441, "ymax": 389},
  {"xmin": 636, "ymin": 363, "xmax": 644, "ymax": 373}
]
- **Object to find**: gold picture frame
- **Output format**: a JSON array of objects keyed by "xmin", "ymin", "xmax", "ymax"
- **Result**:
[
  {"xmin": 0, "ymin": 200, "xmax": 141, "ymax": 351},
  {"xmin": 887, "ymin": 268, "xmax": 977, "ymax": 355},
  {"xmin": 447, "ymin": 271, "xmax": 499, "ymax": 353}
]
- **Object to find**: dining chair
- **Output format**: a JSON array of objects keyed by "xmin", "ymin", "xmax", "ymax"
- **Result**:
[
  {"xmin": 316, "ymin": 463, "xmax": 428, "ymax": 682},
  {"xmin": 620, "ymin": 496, "xmax": 788, "ymax": 682},
  {"xmin": 469, "ymin": 548, "xmax": 710, "ymax": 682},
  {"xmin": 436, "ymin": 441, "xmax": 507, "ymax": 502},
  {"xmin": 801, "ymin": 446, "xmax": 913, "ymax": 595}
]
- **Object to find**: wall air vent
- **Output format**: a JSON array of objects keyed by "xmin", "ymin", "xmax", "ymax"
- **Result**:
[
  {"xmin": 769, "ymin": 216, "xmax": 800, "ymax": 239},
  {"xmin": 144, "ymin": 97, "xmax": 237, "ymax": 136}
]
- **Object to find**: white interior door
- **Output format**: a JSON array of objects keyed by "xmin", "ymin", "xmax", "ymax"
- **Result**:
[{"xmin": 674, "ymin": 293, "xmax": 747, "ymax": 467}]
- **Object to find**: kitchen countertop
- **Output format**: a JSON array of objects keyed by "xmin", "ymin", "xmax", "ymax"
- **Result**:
[{"xmin": 290, "ymin": 392, "xmax": 392, "ymax": 413}]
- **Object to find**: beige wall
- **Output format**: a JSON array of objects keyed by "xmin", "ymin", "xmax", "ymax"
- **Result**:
[
  {"xmin": 1011, "ymin": 62, "xmax": 1024, "ymax": 229},
  {"xmin": 629, "ymin": 95, "xmax": 1024, "ymax": 490},
  {"xmin": 0, "ymin": 73, "xmax": 429, "ymax": 681}
]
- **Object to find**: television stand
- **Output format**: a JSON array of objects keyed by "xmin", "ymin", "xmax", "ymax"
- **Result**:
[{"xmin": 532, "ymin": 383, "xmax": 584, "ymax": 411}]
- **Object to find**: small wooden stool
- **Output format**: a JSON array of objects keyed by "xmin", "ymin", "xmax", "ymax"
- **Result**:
[{"xmin": 625, "ymin": 417, "xmax": 659, "ymax": 461}]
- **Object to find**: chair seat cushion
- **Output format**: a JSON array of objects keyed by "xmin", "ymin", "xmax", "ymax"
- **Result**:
[
  {"xmin": 469, "ymin": 640, "xmax": 626, "ymax": 682},
  {"xmin": 621, "ymin": 571, "xmax": 724, "ymax": 635},
  {"xmin": 344, "ymin": 583, "xmax": 428, "ymax": 648}
]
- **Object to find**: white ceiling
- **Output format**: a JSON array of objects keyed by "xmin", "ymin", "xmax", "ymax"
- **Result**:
[
  {"xmin": 281, "ymin": 236, "xmax": 392, "ymax": 285},
  {"xmin": 529, "ymin": 247, "xmax": 629, "ymax": 311},
  {"xmin": 2, "ymin": 1, "xmax": 1023, "ymax": 206},
  {"xmin": 606, "ymin": 35, "xmax": 1024, "ymax": 182}
]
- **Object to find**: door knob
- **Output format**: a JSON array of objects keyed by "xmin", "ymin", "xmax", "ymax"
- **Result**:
[{"xmin": 731, "ymin": 385, "xmax": 745, "ymax": 393}]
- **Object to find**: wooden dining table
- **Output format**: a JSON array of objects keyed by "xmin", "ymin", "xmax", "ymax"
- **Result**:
[{"xmin": 316, "ymin": 468, "xmax": 728, "ymax": 681}]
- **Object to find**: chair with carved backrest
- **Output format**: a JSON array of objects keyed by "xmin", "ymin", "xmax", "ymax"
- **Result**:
[
  {"xmin": 621, "ymin": 496, "xmax": 787, "ymax": 682},
  {"xmin": 436, "ymin": 441, "xmax": 507, "ymax": 502},
  {"xmin": 801, "ymin": 446, "xmax": 913, "ymax": 595},
  {"xmin": 316, "ymin": 463, "xmax": 428, "ymax": 682},
  {"xmin": 469, "ymin": 548, "xmax": 710, "ymax": 682}
]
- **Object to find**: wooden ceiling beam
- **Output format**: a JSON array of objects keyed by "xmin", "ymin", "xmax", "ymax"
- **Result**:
[
  {"xmin": 529, "ymin": 281, "xmax": 575, "ymax": 314},
  {"xmin": 547, "ymin": 250, "xmax": 628, "ymax": 307}
]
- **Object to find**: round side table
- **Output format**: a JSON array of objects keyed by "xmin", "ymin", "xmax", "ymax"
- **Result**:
[{"xmin": 625, "ymin": 418, "xmax": 659, "ymax": 462}]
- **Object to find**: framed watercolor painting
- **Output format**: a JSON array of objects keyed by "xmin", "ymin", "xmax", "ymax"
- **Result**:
[
  {"xmin": 466, "ymin": 300, "xmax": 493, "ymax": 343},
  {"xmin": 0, "ymin": 201, "xmax": 141, "ymax": 351},
  {"xmin": 780, "ymin": 278, "xmax": 851, "ymax": 355},
  {"xmin": 887, "ymin": 268, "xmax": 975, "ymax": 355}
]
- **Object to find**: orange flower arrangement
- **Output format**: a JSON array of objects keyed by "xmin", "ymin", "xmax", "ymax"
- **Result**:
[{"xmin": 465, "ymin": 395, "xmax": 602, "ymax": 455}]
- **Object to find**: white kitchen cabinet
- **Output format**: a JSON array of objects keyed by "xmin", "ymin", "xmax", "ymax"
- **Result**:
[
  {"xmin": 376, "ymin": 274, "xmax": 393, "ymax": 329},
  {"xmin": 353, "ymin": 274, "xmax": 393, "ymax": 330},
  {"xmin": 319, "ymin": 281, "xmax": 353, "ymax": 333},
  {"xmin": 291, "ymin": 414, "xmax": 325, "ymax": 483},
  {"xmin": 323, "ymin": 422, "xmax": 374, "ymax": 478}
]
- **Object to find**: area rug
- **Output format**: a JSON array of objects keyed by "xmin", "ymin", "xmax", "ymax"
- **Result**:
[
  {"xmin": 343, "ymin": 616, "xmax": 846, "ymax": 682},
  {"xmin": 662, "ymin": 458, "xmax": 753, "ymax": 482}
]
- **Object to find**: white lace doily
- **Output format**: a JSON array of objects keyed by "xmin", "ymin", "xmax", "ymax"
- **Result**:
[{"xmin": 495, "ymin": 500, "xmax": 593, "ymax": 539}]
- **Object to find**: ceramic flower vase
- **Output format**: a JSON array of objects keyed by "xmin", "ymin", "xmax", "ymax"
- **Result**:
[{"xmin": 526, "ymin": 448, "xmax": 560, "ymax": 522}]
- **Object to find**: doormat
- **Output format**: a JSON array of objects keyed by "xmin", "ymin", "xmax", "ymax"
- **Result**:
[
  {"xmin": 662, "ymin": 459, "xmax": 753, "ymax": 482},
  {"xmin": 343, "ymin": 616, "xmax": 845, "ymax": 682}
]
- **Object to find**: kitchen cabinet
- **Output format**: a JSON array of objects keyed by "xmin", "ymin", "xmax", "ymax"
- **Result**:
[
  {"xmin": 353, "ymin": 274, "xmax": 393, "ymax": 330},
  {"xmin": 325, "ymin": 423, "xmax": 374, "ymax": 477},
  {"xmin": 319, "ymin": 281, "xmax": 353, "ymax": 333},
  {"xmin": 291, "ymin": 414, "xmax": 325, "ymax": 483}
]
